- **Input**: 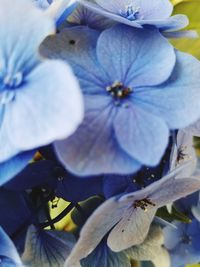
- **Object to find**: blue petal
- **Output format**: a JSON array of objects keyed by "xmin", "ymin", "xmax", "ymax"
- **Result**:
[
  {"xmin": 114, "ymin": 103, "xmax": 169, "ymax": 166},
  {"xmin": 0, "ymin": 0, "xmax": 54, "ymax": 75},
  {"xmin": 0, "ymin": 150, "xmax": 35, "ymax": 186},
  {"xmin": 55, "ymin": 95, "xmax": 141, "ymax": 176},
  {"xmin": 0, "ymin": 60, "xmax": 83, "ymax": 163},
  {"xmin": 133, "ymin": 51, "xmax": 200, "ymax": 129},
  {"xmin": 40, "ymin": 26, "xmax": 109, "ymax": 95},
  {"xmin": 97, "ymin": 24, "xmax": 175, "ymax": 87},
  {"xmin": 0, "ymin": 227, "xmax": 22, "ymax": 266},
  {"xmin": 139, "ymin": 14, "xmax": 189, "ymax": 31}
]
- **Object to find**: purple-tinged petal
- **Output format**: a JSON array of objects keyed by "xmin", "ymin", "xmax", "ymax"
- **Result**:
[
  {"xmin": 55, "ymin": 95, "xmax": 141, "ymax": 176},
  {"xmin": 107, "ymin": 206, "xmax": 157, "ymax": 251},
  {"xmin": 97, "ymin": 25, "xmax": 175, "ymax": 87},
  {"xmin": 114, "ymin": 103, "xmax": 169, "ymax": 166},
  {"xmin": 133, "ymin": 51, "xmax": 200, "ymax": 129},
  {"xmin": 120, "ymin": 163, "xmax": 200, "ymax": 209},
  {"xmin": 169, "ymin": 130, "xmax": 197, "ymax": 176},
  {"xmin": 0, "ymin": 60, "xmax": 83, "ymax": 163}
]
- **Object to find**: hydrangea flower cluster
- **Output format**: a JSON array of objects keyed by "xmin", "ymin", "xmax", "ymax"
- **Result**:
[{"xmin": 1, "ymin": 0, "xmax": 200, "ymax": 267}]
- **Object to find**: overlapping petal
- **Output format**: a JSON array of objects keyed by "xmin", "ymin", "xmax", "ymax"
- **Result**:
[
  {"xmin": 0, "ymin": 60, "xmax": 83, "ymax": 163},
  {"xmin": 97, "ymin": 25, "xmax": 176, "ymax": 87}
]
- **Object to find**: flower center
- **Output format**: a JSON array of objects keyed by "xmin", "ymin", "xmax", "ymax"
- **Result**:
[
  {"xmin": 0, "ymin": 72, "xmax": 23, "ymax": 104},
  {"xmin": 119, "ymin": 5, "xmax": 140, "ymax": 21},
  {"xmin": 106, "ymin": 81, "xmax": 133, "ymax": 100},
  {"xmin": 3, "ymin": 72, "xmax": 23, "ymax": 89},
  {"xmin": 133, "ymin": 198, "xmax": 156, "ymax": 212},
  {"xmin": 181, "ymin": 234, "xmax": 192, "ymax": 244}
]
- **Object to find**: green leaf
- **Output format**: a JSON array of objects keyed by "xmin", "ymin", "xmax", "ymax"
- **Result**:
[{"xmin": 156, "ymin": 206, "xmax": 192, "ymax": 223}]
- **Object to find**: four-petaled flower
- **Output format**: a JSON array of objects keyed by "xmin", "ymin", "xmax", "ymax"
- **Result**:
[{"xmin": 41, "ymin": 24, "xmax": 200, "ymax": 176}]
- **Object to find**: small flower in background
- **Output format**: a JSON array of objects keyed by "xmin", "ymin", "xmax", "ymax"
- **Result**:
[
  {"xmin": 41, "ymin": 23, "xmax": 200, "ymax": 176},
  {"xmin": 64, "ymin": 163, "xmax": 200, "ymax": 266},
  {"xmin": 0, "ymin": 0, "xmax": 84, "ymax": 185},
  {"xmin": 164, "ymin": 192, "xmax": 200, "ymax": 267}
]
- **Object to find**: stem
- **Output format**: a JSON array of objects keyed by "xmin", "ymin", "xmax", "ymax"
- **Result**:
[{"xmin": 45, "ymin": 0, "xmax": 78, "ymax": 26}]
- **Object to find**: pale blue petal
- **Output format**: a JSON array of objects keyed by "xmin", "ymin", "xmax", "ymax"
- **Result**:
[
  {"xmin": 0, "ymin": 150, "xmax": 35, "ymax": 186},
  {"xmin": 0, "ymin": 60, "xmax": 83, "ymax": 162},
  {"xmin": 0, "ymin": 0, "xmax": 54, "ymax": 75},
  {"xmin": 163, "ymin": 30, "xmax": 198, "ymax": 39},
  {"xmin": 40, "ymin": 26, "xmax": 109, "ymax": 94},
  {"xmin": 55, "ymin": 95, "xmax": 141, "ymax": 176},
  {"xmin": 138, "ymin": 15, "xmax": 189, "ymax": 31},
  {"xmin": 97, "ymin": 24, "xmax": 175, "ymax": 87},
  {"xmin": 120, "ymin": 163, "xmax": 200, "ymax": 209},
  {"xmin": 133, "ymin": 51, "xmax": 200, "ymax": 129},
  {"xmin": 114, "ymin": 103, "xmax": 169, "ymax": 166}
]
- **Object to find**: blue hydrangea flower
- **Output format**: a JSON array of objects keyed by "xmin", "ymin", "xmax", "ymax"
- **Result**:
[
  {"xmin": 0, "ymin": 0, "xmax": 83, "ymax": 184},
  {"xmin": 164, "ymin": 219, "xmax": 200, "ymax": 267},
  {"xmin": 77, "ymin": 0, "xmax": 192, "ymax": 37},
  {"xmin": 41, "ymin": 25, "xmax": 200, "ymax": 176},
  {"xmin": 0, "ymin": 226, "xmax": 22, "ymax": 266},
  {"xmin": 64, "ymin": 163, "xmax": 200, "ymax": 266}
]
